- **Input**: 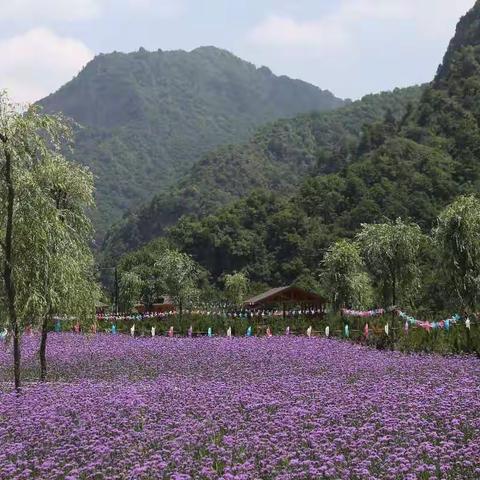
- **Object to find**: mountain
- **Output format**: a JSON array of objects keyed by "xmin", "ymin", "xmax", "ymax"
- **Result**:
[
  {"xmin": 101, "ymin": 85, "xmax": 424, "ymax": 263},
  {"xmin": 38, "ymin": 46, "xmax": 343, "ymax": 235},
  {"xmin": 160, "ymin": 1, "xmax": 480, "ymax": 285}
]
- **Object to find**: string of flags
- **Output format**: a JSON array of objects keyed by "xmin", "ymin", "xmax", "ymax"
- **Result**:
[
  {"xmin": 341, "ymin": 307, "xmax": 395, "ymax": 318},
  {"xmin": 398, "ymin": 311, "xmax": 463, "ymax": 331},
  {"xmin": 95, "ymin": 307, "xmax": 324, "ymax": 322}
]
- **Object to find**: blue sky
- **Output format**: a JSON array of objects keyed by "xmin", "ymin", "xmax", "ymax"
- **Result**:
[{"xmin": 0, "ymin": 0, "xmax": 475, "ymax": 103}]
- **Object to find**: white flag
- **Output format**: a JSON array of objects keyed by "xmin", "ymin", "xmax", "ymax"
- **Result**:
[
  {"xmin": 325, "ymin": 326, "xmax": 330, "ymax": 337},
  {"xmin": 384, "ymin": 323, "xmax": 389, "ymax": 336},
  {"xmin": 130, "ymin": 324, "xmax": 135, "ymax": 337},
  {"xmin": 307, "ymin": 326, "xmax": 312, "ymax": 338},
  {"xmin": 151, "ymin": 326, "xmax": 156, "ymax": 337}
]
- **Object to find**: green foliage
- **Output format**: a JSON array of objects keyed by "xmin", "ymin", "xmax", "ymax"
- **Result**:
[
  {"xmin": 0, "ymin": 94, "xmax": 97, "ymax": 324},
  {"xmin": 117, "ymin": 238, "xmax": 171, "ymax": 307},
  {"xmin": 434, "ymin": 195, "xmax": 480, "ymax": 311},
  {"xmin": 321, "ymin": 240, "xmax": 373, "ymax": 311},
  {"xmin": 357, "ymin": 219, "xmax": 427, "ymax": 306},
  {"xmin": 135, "ymin": 4, "xmax": 480, "ymax": 297},
  {"xmin": 102, "ymin": 85, "xmax": 424, "ymax": 262},
  {"xmin": 39, "ymin": 46, "xmax": 343, "ymax": 236},
  {"xmin": 0, "ymin": 92, "xmax": 97, "ymax": 386},
  {"xmin": 154, "ymin": 249, "xmax": 203, "ymax": 312},
  {"xmin": 224, "ymin": 272, "xmax": 249, "ymax": 308}
]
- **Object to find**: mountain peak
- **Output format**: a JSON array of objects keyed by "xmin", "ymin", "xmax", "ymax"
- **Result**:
[
  {"xmin": 38, "ymin": 47, "xmax": 343, "ymax": 236},
  {"xmin": 436, "ymin": 1, "xmax": 480, "ymax": 81}
]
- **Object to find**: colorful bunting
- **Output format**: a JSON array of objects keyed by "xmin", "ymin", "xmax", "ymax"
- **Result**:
[
  {"xmin": 398, "ymin": 311, "xmax": 461, "ymax": 331},
  {"xmin": 342, "ymin": 308, "xmax": 386, "ymax": 318}
]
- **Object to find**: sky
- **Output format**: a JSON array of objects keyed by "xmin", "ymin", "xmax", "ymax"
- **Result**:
[{"xmin": 0, "ymin": 0, "xmax": 475, "ymax": 103}]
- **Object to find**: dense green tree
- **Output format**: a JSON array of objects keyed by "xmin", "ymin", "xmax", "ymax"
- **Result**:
[
  {"xmin": 434, "ymin": 195, "xmax": 480, "ymax": 311},
  {"xmin": 321, "ymin": 240, "xmax": 373, "ymax": 311},
  {"xmin": 357, "ymin": 219, "xmax": 427, "ymax": 307},
  {"xmin": 154, "ymin": 249, "xmax": 202, "ymax": 314},
  {"xmin": 117, "ymin": 238, "xmax": 171, "ymax": 308},
  {"xmin": 102, "ymin": 85, "xmax": 424, "ymax": 262},
  {"xmin": 40, "ymin": 46, "xmax": 343, "ymax": 236},
  {"xmin": 23, "ymin": 156, "xmax": 97, "ymax": 381},
  {"xmin": 224, "ymin": 272, "xmax": 249, "ymax": 308},
  {"xmin": 0, "ymin": 93, "xmax": 96, "ymax": 389}
]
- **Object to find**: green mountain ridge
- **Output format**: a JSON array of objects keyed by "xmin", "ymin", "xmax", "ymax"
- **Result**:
[
  {"xmin": 157, "ymin": 1, "xmax": 480, "ymax": 286},
  {"xmin": 101, "ymin": 85, "xmax": 424, "ymax": 264},
  {"xmin": 38, "ymin": 45, "xmax": 343, "ymax": 235}
]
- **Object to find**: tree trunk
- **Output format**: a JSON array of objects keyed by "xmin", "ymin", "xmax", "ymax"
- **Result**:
[
  {"xmin": 39, "ymin": 316, "xmax": 49, "ymax": 381},
  {"xmin": 391, "ymin": 274, "xmax": 396, "ymax": 345},
  {"xmin": 2, "ymin": 143, "xmax": 21, "ymax": 391}
]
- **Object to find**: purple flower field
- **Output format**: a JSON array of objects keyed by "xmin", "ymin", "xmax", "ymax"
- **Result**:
[{"xmin": 0, "ymin": 334, "xmax": 480, "ymax": 479}]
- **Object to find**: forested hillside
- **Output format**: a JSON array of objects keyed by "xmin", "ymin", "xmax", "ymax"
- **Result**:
[
  {"xmin": 160, "ymin": 2, "xmax": 480, "ymax": 287},
  {"xmin": 39, "ymin": 46, "xmax": 343, "ymax": 234},
  {"xmin": 102, "ymin": 85, "xmax": 423, "ymax": 263}
]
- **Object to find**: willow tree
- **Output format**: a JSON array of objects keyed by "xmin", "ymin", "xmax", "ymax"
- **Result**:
[
  {"xmin": 357, "ymin": 219, "xmax": 426, "ymax": 307},
  {"xmin": 321, "ymin": 239, "xmax": 372, "ymax": 311},
  {"xmin": 18, "ymin": 155, "xmax": 97, "ymax": 381},
  {"xmin": 434, "ymin": 195, "xmax": 480, "ymax": 311},
  {"xmin": 0, "ymin": 92, "xmax": 95, "ymax": 388},
  {"xmin": 224, "ymin": 272, "xmax": 249, "ymax": 308},
  {"xmin": 155, "ymin": 249, "xmax": 201, "ymax": 315}
]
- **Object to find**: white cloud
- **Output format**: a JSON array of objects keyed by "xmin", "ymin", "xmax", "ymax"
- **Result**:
[
  {"xmin": 0, "ymin": 0, "xmax": 102, "ymax": 22},
  {"xmin": 126, "ymin": 0, "xmax": 186, "ymax": 17},
  {"xmin": 248, "ymin": 16, "xmax": 348, "ymax": 50},
  {"xmin": 0, "ymin": 0, "xmax": 186, "ymax": 23},
  {"xmin": 247, "ymin": 0, "xmax": 473, "ymax": 53},
  {"xmin": 0, "ymin": 28, "xmax": 94, "ymax": 103}
]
